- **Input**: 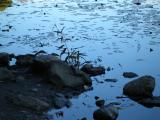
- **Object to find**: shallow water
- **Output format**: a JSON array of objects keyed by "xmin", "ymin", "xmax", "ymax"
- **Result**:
[{"xmin": 0, "ymin": 0, "xmax": 160, "ymax": 120}]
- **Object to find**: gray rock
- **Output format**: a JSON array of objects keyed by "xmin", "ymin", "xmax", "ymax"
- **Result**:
[
  {"xmin": 123, "ymin": 75, "xmax": 155, "ymax": 97},
  {"xmin": 96, "ymin": 99, "xmax": 105, "ymax": 107},
  {"xmin": 16, "ymin": 54, "xmax": 34, "ymax": 67},
  {"xmin": 8, "ymin": 94, "xmax": 49, "ymax": 111},
  {"xmin": 0, "ymin": 67, "xmax": 15, "ymax": 82},
  {"xmin": 138, "ymin": 96, "xmax": 160, "ymax": 107},
  {"xmin": 0, "ymin": 52, "xmax": 10, "ymax": 67},
  {"xmin": 47, "ymin": 60, "xmax": 92, "ymax": 88},
  {"xmin": 105, "ymin": 79, "xmax": 118, "ymax": 83},
  {"xmin": 123, "ymin": 72, "xmax": 138, "ymax": 78},
  {"xmin": 32, "ymin": 54, "xmax": 60, "ymax": 74},
  {"xmin": 81, "ymin": 64, "xmax": 105, "ymax": 76},
  {"xmin": 93, "ymin": 104, "xmax": 119, "ymax": 120},
  {"xmin": 52, "ymin": 93, "xmax": 71, "ymax": 109}
]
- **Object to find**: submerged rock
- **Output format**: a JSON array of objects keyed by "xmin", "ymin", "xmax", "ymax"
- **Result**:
[
  {"xmin": 52, "ymin": 93, "xmax": 71, "ymax": 109},
  {"xmin": 0, "ymin": 52, "xmax": 10, "ymax": 67},
  {"xmin": 0, "ymin": 67, "xmax": 15, "ymax": 82},
  {"xmin": 81, "ymin": 64, "xmax": 105, "ymax": 76},
  {"xmin": 47, "ymin": 61, "xmax": 92, "ymax": 88},
  {"xmin": 123, "ymin": 72, "xmax": 138, "ymax": 78},
  {"xmin": 8, "ymin": 94, "xmax": 49, "ymax": 111},
  {"xmin": 93, "ymin": 104, "xmax": 119, "ymax": 120},
  {"xmin": 123, "ymin": 75, "xmax": 155, "ymax": 98}
]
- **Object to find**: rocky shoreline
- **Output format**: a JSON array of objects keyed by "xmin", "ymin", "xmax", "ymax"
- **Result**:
[
  {"xmin": 0, "ymin": 51, "xmax": 105, "ymax": 120},
  {"xmin": 0, "ymin": 51, "xmax": 160, "ymax": 120}
]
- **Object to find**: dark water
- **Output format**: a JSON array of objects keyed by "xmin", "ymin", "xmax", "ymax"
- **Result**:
[{"xmin": 0, "ymin": 0, "xmax": 160, "ymax": 120}]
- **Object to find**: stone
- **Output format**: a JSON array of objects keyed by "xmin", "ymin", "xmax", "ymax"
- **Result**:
[
  {"xmin": 8, "ymin": 94, "xmax": 49, "ymax": 111},
  {"xmin": 31, "ymin": 54, "xmax": 60, "ymax": 74},
  {"xmin": 16, "ymin": 54, "xmax": 35, "ymax": 67},
  {"xmin": 93, "ymin": 104, "xmax": 119, "ymax": 120},
  {"xmin": 0, "ymin": 67, "xmax": 15, "ymax": 82},
  {"xmin": 105, "ymin": 79, "xmax": 118, "ymax": 83},
  {"xmin": 123, "ymin": 72, "xmax": 138, "ymax": 78},
  {"xmin": 123, "ymin": 75, "xmax": 155, "ymax": 98},
  {"xmin": 81, "ymin": 64, "xmax": 105, "ymax": 76},
  {"xmin": 138, "ymin": 96, "xmax": 160, "ymax": 107},
  {"xmin": 96, "ymin": 99, "xmax": 105, "ymax": 107},
  {"xmin": 0, "ymin": 52, "xmax": 10, "ymax": 67},
  {"xmin": 52, "ymin": 93, "xmax": 71, "ymax": 109},
  {"xmin": 47, "ymin": 60, "xmax": 92, "ymax": 88}
]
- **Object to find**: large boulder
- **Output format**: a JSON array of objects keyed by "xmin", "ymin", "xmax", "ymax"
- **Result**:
[
  {"xmin": 8, "ymin": 94, "xmax": 49, "ymax": 111},
  {"xmin": 93, "ymin": 104, "xmax": 119, "ymax": 120},
  {"xmin": 81, "ymin": 64, "xmax": 105, "ymax": 76},
  {"xmin": 0, "ymin": 52, "xmax": 10, "ymax": 67},
  {"xmin": 123, "ymin": 76, "xmax": 155, "ymax": 98},
  {"xmin": 47, "ymin": 60, "xmax": 92, "ymax": 88},
  {"xmin": 0, "ymin": 67, "xmax": 15, "ymax": 82}
]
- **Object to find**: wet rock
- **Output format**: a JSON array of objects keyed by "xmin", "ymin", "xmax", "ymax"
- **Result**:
[
  {"xmin": 104, "ymin": 79, "xmax": 118, "ymax": 83},
  {"xmin": 138, "ymin": 96, "xmax": 160, "ymax": 107},
  {"xmin": 0, "ymin": 52, "xmax": 10, "ymax": 67},
  {"xmin": 123, "ymin": 76, "xmax": 155, "ymax": 98},
  {"xmin": 31, "ymin": 54, "xmax": 59, "ymax": 74},
  {"xmin": 8, "ymin": 94, "xmax": 49, "ymax": 111},
  {"xmin": 52, "ymin": 93, "xmax": 71, "ymax": 109},
  {"xmin": 47, "ymin": 61, "xmax": 92, "ymax": 88},
  {"xmin": 96, "ymin": 99, "xmax": 105, "ymax": 107},
  {"xmin": 123, "ymin": 72, "xmax": 138, "ymax": 78},
  {"xmin": 81, "ymin": 64, "xmax": 105, "ymax": 76},
  {"xmin": 95, "ymin": 96, "xmax": 100, "ymax": 100},
  {"xmin": 150, "ymin": 48, "xmax": 153, "ymax": 52},
  {"xmin": 16, "ymin": 54, "xmax": 35, "ymax": 67},
  {"xmin": 93, "ymin": 104, "xmax": 119, "ymax": 120},
  {"xmin": 0, "ymin": 67, "xmax": 15, "ymax": 82},
  {"xmin": 81, "ymin": 117, "xmax": 87, "ymax": 120}
]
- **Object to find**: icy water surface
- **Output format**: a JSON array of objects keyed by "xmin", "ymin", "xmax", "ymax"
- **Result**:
[{"xmin": 0, "ymin": 0, "xmax": 160, "ymax": 120}]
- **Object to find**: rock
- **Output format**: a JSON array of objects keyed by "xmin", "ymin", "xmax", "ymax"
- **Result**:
[
  {"xmin": 95, "ymin": 96, "xmax": 100, "ymax": 100},
  {"xmin": 93, "ymin": 104, "xmax": 119, "ymax": 120},
  {"xmin": 96, "ymin": 99, "xmax": 105, "ymax": 107},
  {"xmin": 0, "ymin": 44, "xmax": 2, "ymax": 46},
  {"xmin": 0, "ymin": 67, "xmax": 15, "ymax": 82},
  {"xmin": 31, "ymin": 54, "xmax": 60, "ymax": 74},
  {"xmin": 104, "ymin": 79, "xmax": 118, "ymax": 83},
  {"xmin": 81, "ymin": 117, "xmax": 87, "ymax": 120},
  {"xmin": 47, "ymin": 60, "xmax": 92, "ymax": 88},
  {"xmin": 8, "ymin": 94, "xmax": 49, "ymax": 111},
  {"xmin": 52, "ymin": 93, "xmax": 71, "ymax": 109},
  {"xmin": 0, "ymin": 52, "xmax": 10, "ymax": 67},
  {"xmin": 150, "ymin": 48, "xmax": 153, "ymax": 52},
  {"xmin": 16, "ymin": 54, "xmax": 35, "ymax": 67},
  {"xmin": 81, "ymin": 64, "xmax": 105, "ymax": 76},
  {"xmin": 123, "ymin": 76, "xmax": 155, "ymax": 98},
  {"xmin": 123, "ymin": 72, "xmax": 138, "ymax": 78},
  {"xmin": 138, "ymin": 96, "xmax": 160, "ymax": 107}
]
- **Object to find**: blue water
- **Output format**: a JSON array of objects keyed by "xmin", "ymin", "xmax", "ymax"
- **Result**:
[{"xmin": 0, "ymin": 0, "xmax": 160, "ymax": 120}]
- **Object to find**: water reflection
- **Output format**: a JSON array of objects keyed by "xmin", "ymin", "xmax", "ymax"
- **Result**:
[
  {"xmin": 0, "ymin": 0, "xmax": 12, "ymax": 11},
  {"xmin": 0, "ymin": 0, "xmax": 160, "ymax": 120}
]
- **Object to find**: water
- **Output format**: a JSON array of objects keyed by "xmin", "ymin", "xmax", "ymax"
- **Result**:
[{"xmin": 0, "ymin": 0, "xmax": 160, "ymax": 120}]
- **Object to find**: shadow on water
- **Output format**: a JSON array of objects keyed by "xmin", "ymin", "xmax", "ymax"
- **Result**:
[{"xmin": 0, "ymin": 0, "xmax": 12, "ymax": 11}]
